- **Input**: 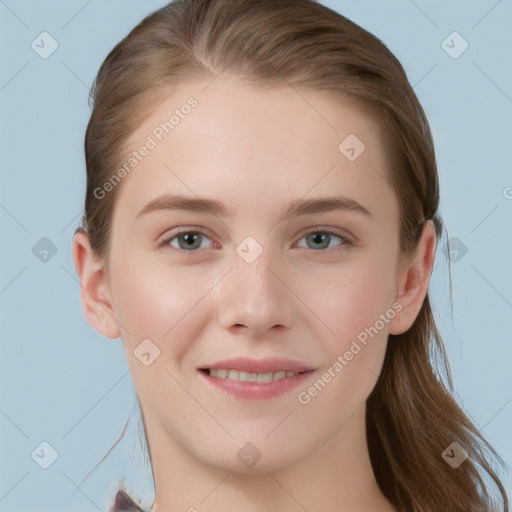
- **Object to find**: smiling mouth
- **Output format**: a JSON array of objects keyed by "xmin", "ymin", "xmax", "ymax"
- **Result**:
[{"xmin": 200, "ymin": 368, "xmax": 308, "ymax": 383}]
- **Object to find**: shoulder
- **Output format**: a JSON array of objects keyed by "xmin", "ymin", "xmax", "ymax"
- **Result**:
[{"xmin": 111, "ymin": 489, "xmax": 147, "ymax": 512}]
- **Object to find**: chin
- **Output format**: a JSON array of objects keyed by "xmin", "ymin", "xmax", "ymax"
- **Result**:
[{"xmin": 191, "ymin": 437, "xmax": 311, "ymax": 474}]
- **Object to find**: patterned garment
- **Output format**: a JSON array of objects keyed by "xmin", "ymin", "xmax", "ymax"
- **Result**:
[{"xmin": 111, "ymin": 490, "xmax": 147, "ymax": 512}]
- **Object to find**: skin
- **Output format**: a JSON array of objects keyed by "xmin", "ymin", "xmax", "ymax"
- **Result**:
[{"xmin": 73, "ymin": 76, "xmax": 436, "ymax": 512}]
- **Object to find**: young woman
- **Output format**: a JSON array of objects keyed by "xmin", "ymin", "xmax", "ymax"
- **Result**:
[{"xmin": 72, "ymin": 0, "xmax": 509, "ymax": 510}]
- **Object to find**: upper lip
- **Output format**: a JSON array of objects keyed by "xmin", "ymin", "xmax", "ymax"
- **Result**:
[{"xmin": 200, "ymin": 357, "xmax": 314, "ymax": 374}]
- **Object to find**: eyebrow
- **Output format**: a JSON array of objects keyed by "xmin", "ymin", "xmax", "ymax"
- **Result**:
[{"xmin": 136, "ymin": 193, "xmax": 373, "ymax": 220}]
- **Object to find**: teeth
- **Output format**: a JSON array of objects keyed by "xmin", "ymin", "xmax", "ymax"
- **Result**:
[{"xmin": 208, "ymin": 369, "xmax": 300, "ymax": 382}]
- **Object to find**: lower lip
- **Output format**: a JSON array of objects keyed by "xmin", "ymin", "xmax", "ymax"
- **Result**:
[{"xmin": 198, "ymin": 370, "xmax": 314, "ymax": 399}]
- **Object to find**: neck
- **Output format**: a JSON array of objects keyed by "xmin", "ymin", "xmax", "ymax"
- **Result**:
[{"xmin": 146, "ymin": 404, "xmax": 394, "ymax": 512}]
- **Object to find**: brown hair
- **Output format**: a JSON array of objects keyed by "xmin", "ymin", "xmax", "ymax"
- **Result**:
[{"xmin": 78, "ymin": 1, "xmax": 509, "ymax": 510}]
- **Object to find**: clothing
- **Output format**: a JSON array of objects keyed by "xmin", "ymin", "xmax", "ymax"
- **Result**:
[{"xmin": 111, "ymin": 490, "xmax": 147, "ymax": 512}]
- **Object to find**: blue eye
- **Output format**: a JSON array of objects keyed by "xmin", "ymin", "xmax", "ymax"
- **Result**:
[
  {"xmin": 162, "ymin": 230, "xmax": 214, "ymax": 251},
  {"xmin": 296, "ymin": 230, "xmax": 348, "ymax": 250},
  {"xmin": 159, "ymin": 228, "xmax": 350, "ymax": 252}
]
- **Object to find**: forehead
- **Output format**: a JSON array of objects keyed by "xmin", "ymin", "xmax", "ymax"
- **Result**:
[{"xmin": 112, "ymin": 76, "xmax": 397, "ymax": 227}]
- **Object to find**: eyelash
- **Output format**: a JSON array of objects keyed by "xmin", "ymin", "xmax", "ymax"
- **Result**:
[{"xmin": 158, "ymin": 227, "xmax": 353, "ymax": 252}]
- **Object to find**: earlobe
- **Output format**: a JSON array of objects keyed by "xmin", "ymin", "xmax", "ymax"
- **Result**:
[
  {"xmin": 388, "ymin": 220, "xmax": 437, "ymax": 335},
  {"xmin": 72, "ymin": 230, "xmax": 121, "ymax": 340}
]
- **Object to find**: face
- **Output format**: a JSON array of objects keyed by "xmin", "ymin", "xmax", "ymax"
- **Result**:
[{"xmin": 87, "ymin": 77, "xmax": 413, "ymax": 473}]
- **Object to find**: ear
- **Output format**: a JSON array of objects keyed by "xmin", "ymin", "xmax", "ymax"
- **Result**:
[
  {"xmin": 72, "ymin": 229, "xmax": 121, "ymax": 339},
  {"xmin": 388, "ymin": 220, "xmax": 437, "ymax": 335}
]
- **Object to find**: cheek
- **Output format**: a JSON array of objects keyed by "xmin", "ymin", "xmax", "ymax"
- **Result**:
[
  {"xmin": 109, "ymin": 256, "xmax": 215, "ymax": 406},
  {"xmin": 109, "ymin": 253, "xmax": 213, "ymax": 354},
  {"xmin": 303, "ymin": 252, "xmax": 397, "ymax": 349},
  {"xmin": 297, "ymin": 263, "xmax": 395, "ymax": 413}
]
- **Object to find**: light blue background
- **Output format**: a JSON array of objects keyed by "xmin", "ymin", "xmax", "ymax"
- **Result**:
[{"xmin": 1, "ymin": 1, "xmax": 511, "ymax": 510}]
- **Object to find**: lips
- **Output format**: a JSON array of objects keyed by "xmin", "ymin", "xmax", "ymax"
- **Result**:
[{"xmin": 198, "ymin": 357, "xmax": 315, "ymax": 399}]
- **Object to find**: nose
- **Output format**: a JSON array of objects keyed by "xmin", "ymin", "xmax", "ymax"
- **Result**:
[{"xmin": 216, "ymin": 247, "xmax": 295, "ymax": 337}]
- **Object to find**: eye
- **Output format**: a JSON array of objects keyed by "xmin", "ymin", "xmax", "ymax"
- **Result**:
[
  {"xmin": 159, "ymin": 229, "xmax": 215, "ymax": 251},
  {"xmin": 295, "ymin": 229, "xmax": 351, "ymax": 250},
  {"xmin": 158, "ymin": 227, "xmax": 351, "ymax": 252}
]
